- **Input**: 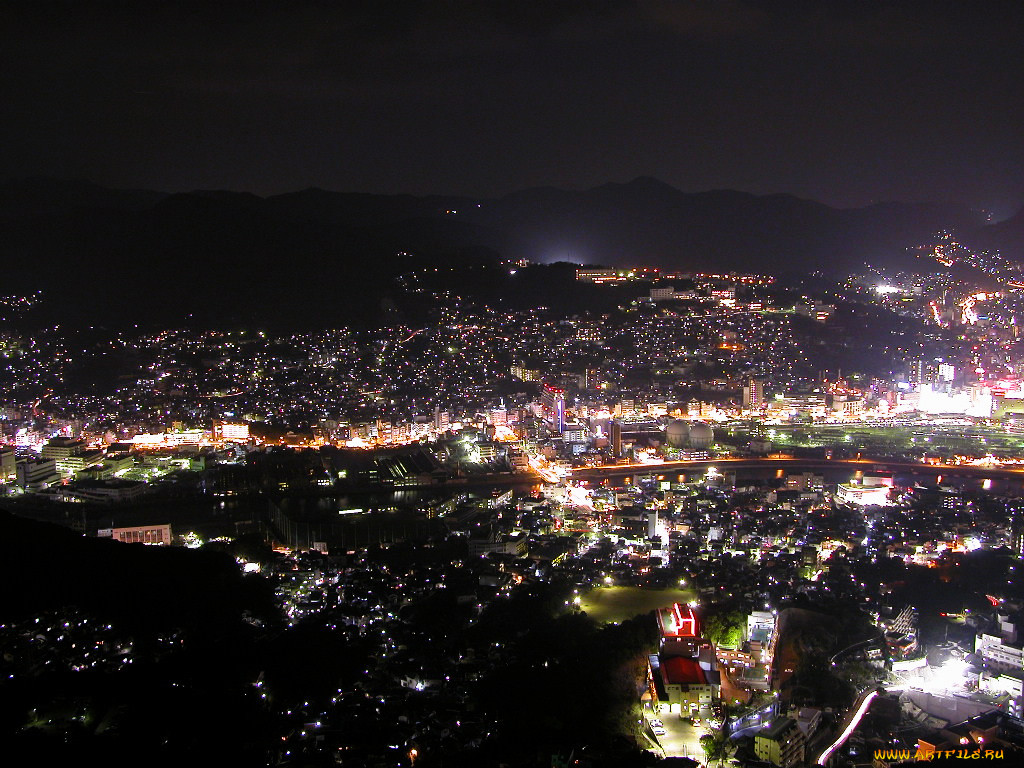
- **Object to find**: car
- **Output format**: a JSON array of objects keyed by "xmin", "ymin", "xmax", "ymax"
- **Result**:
[
  {"xmin": 652, "ymin": 726, "xmax": 667, "ymax": 736},
  {"xmin": 649, "ymin": 719, "xmax": 663, "ymax": 728}
]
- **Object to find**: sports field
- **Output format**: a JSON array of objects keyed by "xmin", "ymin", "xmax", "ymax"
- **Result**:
[{"xmin": 578, "ymin": 586, "xmax": 695, "ymax": 624}]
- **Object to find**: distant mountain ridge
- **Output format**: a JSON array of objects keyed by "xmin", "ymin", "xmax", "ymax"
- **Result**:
[{"xmin": 0, "ymin": 176, "xmax": 1017, "ymax": 327}]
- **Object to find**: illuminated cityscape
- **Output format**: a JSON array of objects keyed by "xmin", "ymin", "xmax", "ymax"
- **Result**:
[{"xmin": 5, "ymin": 246, "xmax": 1024, "ymax": 764}]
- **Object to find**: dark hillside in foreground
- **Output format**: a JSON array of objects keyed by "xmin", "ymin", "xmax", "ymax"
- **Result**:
[{"xmin": 0, "ymin": 510, "xmax": 275, "ymax": 633}]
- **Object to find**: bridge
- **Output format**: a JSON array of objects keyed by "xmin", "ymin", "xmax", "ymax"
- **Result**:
[{"xmin": 568, "ymin": 456, "xmax": 1024, "ymax": 491}]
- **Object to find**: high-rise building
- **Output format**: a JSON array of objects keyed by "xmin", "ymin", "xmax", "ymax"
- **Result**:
[
  {"xmin": 540, "ymin": 384, "xmax": 566, "ymax": 433},
  {"xmin": 216, "ymin": 422, "xmax": 250, "ymax": 441},
  {"xmin": 610, "ymin": 419, "xmax": 622, "ymax": 458},
  {"xmin": 0, "ymin": 446, "xmax": 15, "ymax": 483},
  {"xmin": 1010, "ymin": 501, "xmax": 1024, "ymax": 559},
  {"xmin": 434, "ymin": 408, "xmax": 450, "ymax": 431},
  {"xmin": 41, "ymin": 436, "xmax": 85, "ymax": 461},
  {"xmin": 743, "ymin": 378, "xmax": 765, "ymax": 410}
]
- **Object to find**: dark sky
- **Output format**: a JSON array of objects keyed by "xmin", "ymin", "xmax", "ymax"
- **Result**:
[{"xmin": 3, "ymin": 1, "xmax": 1023, "ymax": 214}]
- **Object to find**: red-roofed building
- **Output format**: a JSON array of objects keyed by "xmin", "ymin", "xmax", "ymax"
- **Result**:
[
  {"xmin": 658, "ymin": 603, "xmax": 699, "ymax": 637},
  {"xmin": 662, "ymin": 656, "xmax": 707, "ymax": 685},
  {"xmin": 647, "ymin": 603, "xmax": 721, "ymax": 717}
]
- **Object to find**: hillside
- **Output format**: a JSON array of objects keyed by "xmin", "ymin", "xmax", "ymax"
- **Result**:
[{"xmin": 0, "ymin": 176, "xmax": 1007, "ymax": 327}]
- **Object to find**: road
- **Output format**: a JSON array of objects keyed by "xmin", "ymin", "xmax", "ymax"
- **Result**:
[
  {"xmin": 569, "ymin": 456, "xmax": 1024, "ymax": 487},
  {"xmin": 813, "ymin": 685, "xmax": 907, "ymax": 766}
]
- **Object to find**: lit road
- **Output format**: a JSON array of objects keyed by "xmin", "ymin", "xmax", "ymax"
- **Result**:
[
  {"xmin": 815, "ymin": 684, "xmax": 904, "ymax": 766},
  {"xmin": 527, "ymin": 454, "xmax": 561, "ymax": 484},
  {"xmin": 815, "ymin": 689, "xmax": 878, "ymax": 765},
  {"xmin": 569, "ymin": 456, "xmax": 1024, "ymax": 486}
]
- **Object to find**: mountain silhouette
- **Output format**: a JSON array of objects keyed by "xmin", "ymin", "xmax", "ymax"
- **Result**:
[{"xmin": 1, "ymin": 176, "xmax": 1013, "ymax": 327}]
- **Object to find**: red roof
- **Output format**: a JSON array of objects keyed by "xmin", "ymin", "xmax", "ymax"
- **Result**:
[
  {"xmin": 658, "ymin": 603, "xmax": 699, "ymax": 638},
  {"xmin": 662, "ymin": 656, "xmax": 706, "ymax": 685}
]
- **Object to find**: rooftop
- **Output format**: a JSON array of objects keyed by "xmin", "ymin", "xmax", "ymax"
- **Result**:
[
  {"xmin": 662, "ymin": 656, "xmax": 706, "ymax": 686},
  {"xmin": 761, "ymin": 716, "xmax": 798, "ymax": 741}
]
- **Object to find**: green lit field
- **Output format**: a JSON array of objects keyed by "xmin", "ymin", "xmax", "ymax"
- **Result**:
[{"xmin": 578, "ymin": 586, "xmax": 694, "ymax": 624}]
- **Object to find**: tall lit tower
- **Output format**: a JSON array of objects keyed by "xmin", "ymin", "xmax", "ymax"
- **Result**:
[
  {"xmin": 610, "ymin": 419, "xmax": 622, "ymax": 458},
  {"xmin": 541, "ymin": 384, "xmax": 566, "ymax": 433},
  {"xmin": 743, "ymin": 378, "xmax": 764, "ymax": 410},
  {"xmin": 1010, "ymin": 501, "xmax": 1024, "ymax": 559}
]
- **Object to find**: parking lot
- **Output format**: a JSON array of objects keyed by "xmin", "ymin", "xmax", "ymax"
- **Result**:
[{"xmin": 644, "ymin": 709, "xmax": 707, "ymax": 763}]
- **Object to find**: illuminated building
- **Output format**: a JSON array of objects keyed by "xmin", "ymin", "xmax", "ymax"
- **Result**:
[
  {"xmin": 56, "ymin": 450, "xmax": 105, "ymax": 477},
  {"xmin": 1010, "ymin": 502, "xmax": 1024, "ymax": 559},
  {"xmin": 835, "ymin": 476, "xmax": 892, "ymax": 506},
  {"xmin": 41, "ymin": 436, "xmax": 88, "ymax": 475},
  {"xmin": 754, "ymin": 716, "xmax": 806, "ymax": 768},
  {"xmin": 216, "ymin": 422, "xmax": 250, "ymax": 441},
  {"xmin": 710, "ymin": 287, "xmax": 735, "ymax": 302},
  {"xmin": 434, "ymin": 408, "xmax": 450, "ymax": 431},
  {"xmin": 575, "ymin": 267, "xmax": 660, "ymax": 283},
  {"xmin": 67, "ymin": 479, "xmax": 150, "ymax": 504},
  {"xmin": 575, "ymin": 268, "xmax": 620, "ymax": 283},
  {"xmin": 41, "ymin": 436, "xmax": 86, "ymax": 459},
  {"xmin": 610, "ymin": 419, "xmax": 622, "ymax": 458},
  {"xmin": 16, "ymin": 457, "xmax": 60, "ymax": 490},
  {"xmin": 99, "ymin": 523, "xmax": 172, "ymax": 545},
  {"xmin": 129, "ymin": 430, "xmax": 205, "ymax": 448},
  {"xmin": 974, "ymin": 632, "xmax": 1023, "ymax": 674},
  {"xmin": 794, "ymin": 301, "xmax": 834, "ymax": 322},
  {"xmin": 650, "ymin": 286, "xmax": 677, "ymax": 301},
  {"xmin": 884, "ymin": 606, "xmax": 919, "ymax": 660},
  {"xmin": 510, "ymin": 365, "xmax": 540, "ymax": 381},
  {"xmin": 562, "ymin": 425, "xmax": 587, "ymax": 443},
  {"xmin": 646, "ymin": 603, "xmax": 721, "ymax": 716},
  {"xmin": 541, "ymin": 384, "xmax": 566, "ymax": 433},
  {"xmin": 743, "ymin": 377, "xmax": 765, "ymax": 410},
  {"xmin": 0, "ymin": 446, "xmax": 14, "ymax": 482}
]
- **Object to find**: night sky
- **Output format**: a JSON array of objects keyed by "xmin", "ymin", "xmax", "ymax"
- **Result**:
[{"xmin": 3, "ymin": 1, "xmax": 1022, "ymax": 215}]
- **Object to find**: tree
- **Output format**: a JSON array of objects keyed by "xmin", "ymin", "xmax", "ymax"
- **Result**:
[
  {"xmin": 701, "ymin": 604, "xmax": 746, "ymax": 648},
  {"xmin": 700, "ymin": 734, "xmax": 718, "ymax": 765}
]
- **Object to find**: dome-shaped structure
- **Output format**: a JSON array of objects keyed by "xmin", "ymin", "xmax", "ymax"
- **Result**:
[
  {"xmin": 665, "ymin": 419, "xmax": 690, "ymax": 448},
  {"xmin": 687, "ymin": 422, "xmax": 715, "ymax": 449}
]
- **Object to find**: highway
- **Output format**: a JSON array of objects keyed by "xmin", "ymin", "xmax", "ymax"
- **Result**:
[
  {"xmin": 815, "ymin": 688, "xmax": 879, "ymax": 766},
  {"xmin": 814, "ymin": 684, "xmax": 907, "ymax": 766},
  {"xmin": 569, "ymin": 455, "xmax": 1024, "ymax": 488}
]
